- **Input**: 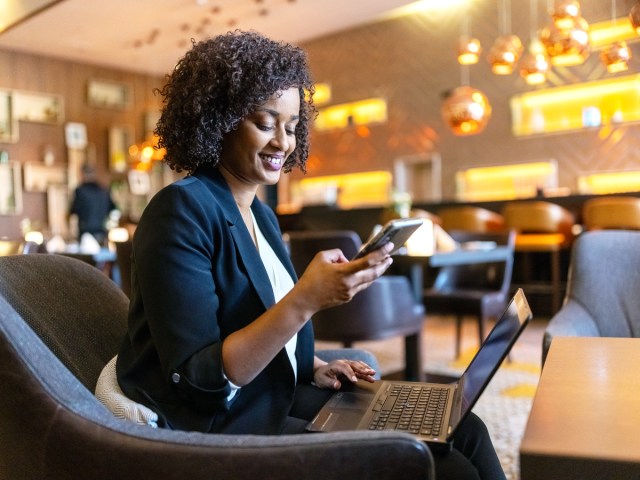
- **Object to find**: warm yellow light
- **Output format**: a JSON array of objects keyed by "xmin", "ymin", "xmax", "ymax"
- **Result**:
[
  {"xmin": 487, "ymin": 35, "xmax": 523, "ymax": 75},
  {"xmin": 601, "ymin": 41, "xmax": 631, "ymax": 73},
  {"xmin": 108, "ymin": 227, "xmax": 129, "ymax": 243},
  {"xmin": 312, "ymin": 83, "xmax": 332, "ymax": 106},
  {"xmin": 382, "ymin": 0, "xmax": 470, "ymax": 20},
  {"xmin": 314, "ymin": 98, "xmax": 387, "ymax": 131},
  {"xmin": 551, "ymin": 0, "xmax": 582, "ymax": 29},
  {"xmin": 510, "ymin": 74, "xmax": 640, "ymax": 136},
  {"xmin": 24, "ymin": 231, "xmax": 44, "ymax": 245},
  {"xmin": 578, "ymin": 170, "xmax": 640, "ymax": 194},
  {"xmin": 456, "ymin": 161, "xmax": 558, "ymax": 201},
  {"xmin": 296, "ymin": 171, "xmax": 392, "ymax": 209},
  {"xmin": 590, "ymin": 17, "xmax": 637, "ymax": 48},
  {"xmin": 520, "ymin": 51, "xmax": 549, "ymax": 85}
]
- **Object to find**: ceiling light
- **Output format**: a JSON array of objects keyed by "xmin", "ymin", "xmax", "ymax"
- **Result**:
[
  {"xmin": 441, "ymin": 86, "xmax": 492, "ymax": 136},
  {"xmin": 458, "ymin": 36, "xmax": 482, "ymax": 65},
  {"xmin": 540, "ymin": 15, "xmax": 590, "ymax": 66},
  {"xmin": 600, "ymin": 41, "xmax": 631, "ymax": 73},
  {"xmin": 487, "ymin": 35, "xmax": 523, "ymax": 74},
  {"xmin": 520, "ymin": 51, "xmax": 549, "ymax": 85},
  {"xmin": 551, "ymin": 0, "xmax": 582, "ymax": 29}
]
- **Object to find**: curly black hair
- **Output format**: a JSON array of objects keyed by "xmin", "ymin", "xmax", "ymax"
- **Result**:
[{"xmin": 154, "ymin": 30, "xmax": 316, "ymax": 174}]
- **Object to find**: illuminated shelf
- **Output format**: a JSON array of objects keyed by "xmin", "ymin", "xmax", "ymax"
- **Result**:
[{"xmin": 510, "ymin": 75, "xmax": 640, "ymax": 137}]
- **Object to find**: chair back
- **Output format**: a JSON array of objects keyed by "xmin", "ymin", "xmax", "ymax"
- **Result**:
[
  {"xmin": 439, "ymin": 206, "xmax": 505, "ymax": 233},
  {"xmin": 285, "ymin": 230, "xmax": 362, "ymax": 277},
  {"xmin": 0, "ymin": 254, "xmax": 128, "ymax": 390},
  {"xmin": 285, "ymin": 230, "xmax": 424, "ymax": 344},
  {"xmin": 583, "ymin": 196, "xmax": 640, "ymax": 231},
  {"xmin": 503, "ymin": 200, "xmax": 574, "ymax": 238},
  {"xmin": 433, "ymin": 231, "xmax": 516, "ymax": 294},
  {"xmin": 565, "ymin": 230, "xmax": 640, "ymax": 337}
]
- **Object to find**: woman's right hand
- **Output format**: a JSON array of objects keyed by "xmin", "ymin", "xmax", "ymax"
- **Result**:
[{"xmin": 293, "ymin": 242, "xmax": 394, "ymax": 314}]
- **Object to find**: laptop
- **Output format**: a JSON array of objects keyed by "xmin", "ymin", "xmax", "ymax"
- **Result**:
[{"xmin": 306, "ymin": 288, "xmax": 533, "ymax": 447}]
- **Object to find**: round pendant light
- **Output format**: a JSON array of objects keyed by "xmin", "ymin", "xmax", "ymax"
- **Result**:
[
  {"xmin": 520, "ymin": 51, "xmax": 549, "ymax": 85},
  {"xmin": 601, "ymin": 41, "xmax": 631, "ymax": 73},
  {"xmin": 551, "ymin": 0, "xmax": 582, "ymax": 29},
  {"xmin": 441, "ymin": 86, "xmax": 492, "ymax": 136},
  {"xmin": 487, "ymin": 34, "xmax": 523, "ymax": 74},
  {"xmin": 458, "ymin": 36, "xmax": 482, "ymax": 65},
  {"xmin": 540, "ymin": 15, "xmax": 590, "ymax": 66}
]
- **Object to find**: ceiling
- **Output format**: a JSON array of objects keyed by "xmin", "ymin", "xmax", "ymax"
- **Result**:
[{"xmin": 0, "ymin": 0, "xmax": 421, "ymax": 76}]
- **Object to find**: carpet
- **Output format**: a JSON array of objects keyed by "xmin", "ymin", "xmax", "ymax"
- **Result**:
[{"xmin": 315, "ymin": 315, "xmax": 545, "ymax": 480}]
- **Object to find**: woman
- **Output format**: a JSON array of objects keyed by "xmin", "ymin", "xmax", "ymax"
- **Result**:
[{"xmin": 116, "ymin": 31, "xmax": 505, "ymax": 480}]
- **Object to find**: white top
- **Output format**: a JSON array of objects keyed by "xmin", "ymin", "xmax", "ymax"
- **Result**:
[{"xmin": 252, "ymin": 210, "xmax": 298, "ymax": 379}]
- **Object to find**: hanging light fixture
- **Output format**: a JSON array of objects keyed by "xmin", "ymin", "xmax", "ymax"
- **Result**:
[
  {"xmin": 488, "ymin": 0, "xmax": 523, "ymax": 74},
  {"xmin": 441, "ymin": 86, "xmax": 492, "ymax": 136},
  {"xmin": 520, "ymin": 0, "xmax": 549, "ymax": 85},
  {"xmin": 457, "ymin": 2, "xmax": 482, "ymax": 65},
  {"xmin": 601, "ymin": 0, "xmax": 631, "ymax": 73},
  {"xmin": 630, "ymin": 1, "xmax": 640, "ymax": 34},
  {"xmin": 551, "ymin": 0, "xmax": 581, "ymax": 29},
  {"xmin": 540, "ymin": 0, "xmax": 590, "ymax": 66},
  {"xmin": 458, "ymin": 36, "xmax": 482, "ymax": 65}
]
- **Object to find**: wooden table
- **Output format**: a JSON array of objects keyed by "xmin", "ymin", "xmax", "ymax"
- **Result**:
[{"xmin": 520, "ymin": 337, "xmax": 640, "ymax": 479}]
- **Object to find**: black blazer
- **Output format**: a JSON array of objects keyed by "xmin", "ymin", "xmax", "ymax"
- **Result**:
[{"xmin": 117, "ymin": 165, "xmax": 315, "ymax": 434}]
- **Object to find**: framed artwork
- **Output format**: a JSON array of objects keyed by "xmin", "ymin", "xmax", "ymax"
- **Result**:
[
  {"xmin": 0, "ymin": 161, "xmax": 23, "ymax": 215},
  {"xmin": 65, "ymin": 122, "xmax": 88, "ymax": 150},
  {"xmin": 14, "ymin": 90, "xmax": 64, "ymax": 124},
  {"xmin": 0, "ymin": 89, "xmax": 18, "ymax": 143},
  {"xmin": 109, "ymin": 124, "xmax": 134, "ymax": 173},
  {"xmin": 87, "ymin": 79, "xmax": 133, "ymax": 109},
  {"xmin": 23, "ymin": 162, "xmax": 67, "ymax": 193},
  {"xmin": 47, "ymin": 184, "xmax": 70, "ymax": 237}
]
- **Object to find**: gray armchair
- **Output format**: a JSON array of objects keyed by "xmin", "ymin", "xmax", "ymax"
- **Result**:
[
  {"xmin": 542, "ymin": 230, "xmax": 640, "ymax": 365},
  {"xmin": 0, "ymin": 254, "xmax": 434, "ymax": 480}
]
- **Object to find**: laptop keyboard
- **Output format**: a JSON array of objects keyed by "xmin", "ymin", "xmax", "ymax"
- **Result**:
[{"xmin": 368, "ymin": 384, "xmax": 449, "ymax": 436}]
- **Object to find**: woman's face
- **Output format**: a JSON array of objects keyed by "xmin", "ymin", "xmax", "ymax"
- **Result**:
[{"xmin": 219, "ymin": 87, "xmax": 300, "ymax": 188}]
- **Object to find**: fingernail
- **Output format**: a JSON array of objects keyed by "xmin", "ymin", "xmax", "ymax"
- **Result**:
[{"xmin": 351, "ymin": 376, "xmax": 357, "ymax": 382}]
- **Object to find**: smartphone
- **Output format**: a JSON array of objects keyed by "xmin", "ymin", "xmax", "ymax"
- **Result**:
[{"xmin": 352, "ymin": 218, "xmax": 424, "ymax": 260}]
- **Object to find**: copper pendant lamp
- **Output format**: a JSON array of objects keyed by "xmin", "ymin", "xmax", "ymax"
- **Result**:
[
  {"xmin": 520, "ymin": 51, "xmax": 549, "ymax": 85},
  {"xmin": 458, "ymin": 36, "xmax": 482, "ymax": 65},
  {"xmin": 488, "ymin": 34, "xmax": 523, "ymax": 74},
  {"xmin": 600, "ymin": 41, "xmax": 631, "ymax": 73},
  {"xmin": 551, "ymin": 0, "xmax": 582, "ymax": 29},
  {"xmin": 540, "ymin": 14, "xmax": 590, "ymax": 66},
  {"xmin": 441, "ymin": 86, "xmax": 492, "ymax": 136}
]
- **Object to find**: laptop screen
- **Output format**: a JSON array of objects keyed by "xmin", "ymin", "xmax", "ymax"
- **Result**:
[{"xmin": 459, "ymin": 290, "xmax": 532, "ymax": 415}]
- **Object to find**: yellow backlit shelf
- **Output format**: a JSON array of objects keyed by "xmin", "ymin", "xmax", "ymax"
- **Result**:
[{"xmin": 510, "ymin": 74, "xmax": 640, "ymax": 137}]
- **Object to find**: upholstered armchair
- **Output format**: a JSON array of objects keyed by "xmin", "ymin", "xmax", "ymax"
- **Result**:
[
  {"xmin": 0, "ymin": 254, "xmax": 434, "ymax": 479},
  {"xmin": 542, "ymin": 230, "xmax": 640, "ymax": 365}
]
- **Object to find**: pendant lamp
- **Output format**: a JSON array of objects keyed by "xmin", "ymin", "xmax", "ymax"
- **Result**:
[
  {"xmin": 521, "ymin": 0, "xmax": 548, "ymax": 85},
  {"xmin": 488, "ymin": 35, "xmax": 524, "ymax": 74},
  {"xmin": 551, "ymin": 0, "xmax": 581, "ymax": 29},
  {"xmin": 458, "ymin": 36, "xmax": 482, "ymax": 65},
  {"xmin": 601, "ymin": 0, "xmax": 631, "ymax": 73},
  {"xmin": 540, "ymin": 14, "xmax": 590, "ymax": 66},
  {"xmin": 441, "ymin": 86, "xmax": 492, "ymax": 136}
]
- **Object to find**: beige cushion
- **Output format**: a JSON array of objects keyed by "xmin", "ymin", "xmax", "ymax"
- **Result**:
[{"xmin": 95, "ymin": 356, "xmax": 158, "ymax": 428}]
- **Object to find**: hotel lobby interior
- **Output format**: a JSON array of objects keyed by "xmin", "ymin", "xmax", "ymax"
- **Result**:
[{"xmin": 1, "ymin": 1, "xmax": 640, "ymax": 479}]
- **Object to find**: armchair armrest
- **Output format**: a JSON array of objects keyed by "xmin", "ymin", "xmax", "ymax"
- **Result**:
[{"xmin": 542, "ymin": 300, "xmax": 600, "ymax": 365}]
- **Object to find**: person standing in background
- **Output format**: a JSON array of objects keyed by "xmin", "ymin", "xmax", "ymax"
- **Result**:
[{"xmin": 69, "ymin": 164, "xmax": 117, "ymax": 245}]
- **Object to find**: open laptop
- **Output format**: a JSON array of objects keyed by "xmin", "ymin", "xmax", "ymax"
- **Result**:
[{"xmin": 307, "ymin": 288, "xmax": 533, "ymax": 447}]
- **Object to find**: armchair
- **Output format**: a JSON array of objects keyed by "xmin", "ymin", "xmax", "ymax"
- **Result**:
[
  {"xmin": 0, "ymin": 254, "xmax": 433, "ymax": 479},
  {"xmin": 542, "ymin": 230, "xmax": 640, "ymax": 365}
]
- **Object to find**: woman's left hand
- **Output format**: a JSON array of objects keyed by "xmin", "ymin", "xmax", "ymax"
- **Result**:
[{"xmin": 313, "ymin": 359, "xmax": 376, "ymax": 390}]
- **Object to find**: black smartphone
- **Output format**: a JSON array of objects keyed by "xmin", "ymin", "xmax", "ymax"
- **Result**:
[{"xmin": 352, "ymin": 218, "xmax": 424, "ymax": 260}]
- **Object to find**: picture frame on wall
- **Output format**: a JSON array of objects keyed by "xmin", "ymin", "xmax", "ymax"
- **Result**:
[
  {"xmin": 87, "ymin": 79, "xmax": 133, "ymax": 110},
  {"xmin": 14, "ymin": 90, "xmax": 64, "ymax": 124},
  {"xmin": 109, "ymin": 124, "xmax": 134, "ymax": 173},
  {"xmin": 0, "ymin": 89, "xmax": 19, "ymax": 143},
  {"xmin": 23, "ymin": 162, "xmax": 67, "ymax": 193},
  {"xmin": 0, "ymin": 161, "xmax": 23, "ymax": 215}
]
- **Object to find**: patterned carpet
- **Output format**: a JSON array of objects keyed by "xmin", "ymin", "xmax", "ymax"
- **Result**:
[{"xmin": 315, "ymin": 315, "xmax": 546, "ymax": 480}]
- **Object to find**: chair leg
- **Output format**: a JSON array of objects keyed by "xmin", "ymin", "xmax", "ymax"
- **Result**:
[
  {"xmin": 455, "ymin": 315, "xmax": 463, "ymax": 358},
  {"xmin": 404, "ymin": 331, "xmax": 423, "ymax": 381}
]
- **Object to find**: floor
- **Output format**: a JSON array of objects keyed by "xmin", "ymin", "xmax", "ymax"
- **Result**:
[{"xmin": 315, "ymin": 314, "xmax": 548, "ymax": 480}]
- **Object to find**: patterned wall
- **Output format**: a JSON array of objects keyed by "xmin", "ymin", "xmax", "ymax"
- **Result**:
[{"xmin": 297, "ymin": 0, "xmax": 640, "ymax": 200}]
